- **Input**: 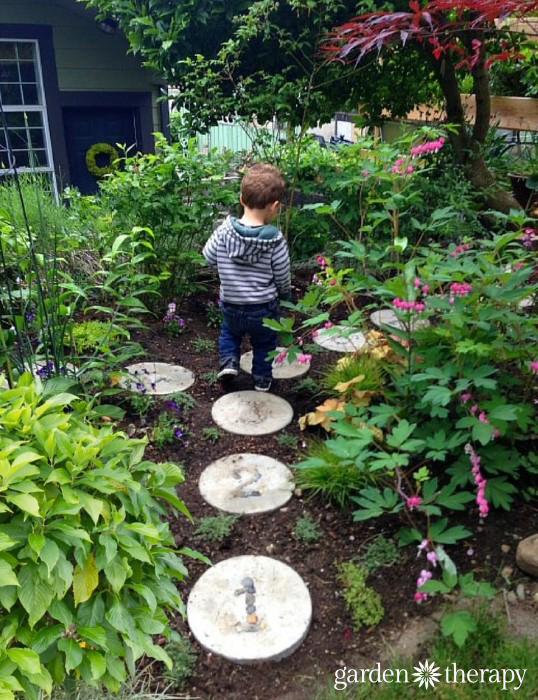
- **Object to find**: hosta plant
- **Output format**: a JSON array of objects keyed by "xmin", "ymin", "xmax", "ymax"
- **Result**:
[{"xmin": 0, "ymin": 374, "xmax": 204, "ymax": 699}]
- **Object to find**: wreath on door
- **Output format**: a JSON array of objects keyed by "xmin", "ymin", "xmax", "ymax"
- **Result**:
[{"xmin": 85, "ymin": 142, "xmax": 119, "ymax": 178}]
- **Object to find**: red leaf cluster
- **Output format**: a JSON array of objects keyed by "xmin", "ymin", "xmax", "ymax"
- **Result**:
[{"xmin": 324, "ymin": 0, "xmax": 538, "ymax": 68}]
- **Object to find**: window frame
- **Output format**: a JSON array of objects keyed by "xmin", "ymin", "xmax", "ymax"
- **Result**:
[{"xmin": 0, "ymin": 38, "xmax": 55, "ymax": 176}]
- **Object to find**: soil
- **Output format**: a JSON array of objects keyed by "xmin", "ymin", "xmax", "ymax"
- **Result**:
[{"xmin": 123, "ymin": 290, "xmax": 538, "ymax": 700}]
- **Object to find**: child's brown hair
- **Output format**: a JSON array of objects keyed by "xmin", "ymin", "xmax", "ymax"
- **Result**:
[{"xmin": 241, "ymin": 164, "xmax": 286, "ymax": 209}]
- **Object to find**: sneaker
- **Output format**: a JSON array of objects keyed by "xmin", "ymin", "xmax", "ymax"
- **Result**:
[
  {"xmin": 218, "ymin": 359, "xmax": 239, "ymax": 380},
  {"xmin": 254, "ymin": 377, "xmax": 272, "ymax": 392}
]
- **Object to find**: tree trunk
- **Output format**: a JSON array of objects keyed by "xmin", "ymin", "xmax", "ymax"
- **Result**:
[{"xmin": 428, "ymin": 50, "xmax": 522, "ymax": 214}]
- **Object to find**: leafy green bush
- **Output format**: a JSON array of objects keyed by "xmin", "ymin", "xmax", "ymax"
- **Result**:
[
  {"xmin": 98, "ymin": 136, "xmax": 238, "ymax": 299},
  {"xmin": 337, "ymin": 562, "xmax": 384, "ymax": 631},
  {"xmin": 0, "ymin": 373, "xmax": 202, "ymax": 698},
  {"xmin": 70, "ymin": 321, "xmax": 124, "ymax": 356}
]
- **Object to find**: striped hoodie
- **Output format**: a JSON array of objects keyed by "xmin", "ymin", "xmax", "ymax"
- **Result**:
[{"xmin": 202, "ymin": 216, "xmax": 291, "ymax": 305}]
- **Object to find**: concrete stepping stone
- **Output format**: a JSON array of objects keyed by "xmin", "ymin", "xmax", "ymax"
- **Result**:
[
  {"xmin": 313, "ymin": 326, "xmax": 366, "ymax": 352},
  {"xmin": 120, "ymin": 362, "xmax": 194, "ymax": 395},
  {"xmin": 187, "ymin": 555, "xmax": 312, "ymax": 664},
  {"xmin": 212, "ymin": 391, "xmax": 293, "ymax": 436},
  {"xmin": 240, "ymin": 347, "xmax": 310, "ymax": 379},
  {"xmin": 370, "ymin": 309, "xmax": 429, "ymax": 331},
  {"xmin": 199, "ymin": 453, "xmax": 294, "ymax": 514}
]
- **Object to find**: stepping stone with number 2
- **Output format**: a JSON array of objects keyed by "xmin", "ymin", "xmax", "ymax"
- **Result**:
[{"xmin": 199, "ymin": 453, "xmax": 294, "ymax": 514}]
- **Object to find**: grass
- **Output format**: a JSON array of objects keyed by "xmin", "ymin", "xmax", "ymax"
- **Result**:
[
  {"xmin": 315, "ymin": 604, "xmax": 538, "ymax": 699},
  {"xmin": 321, "ymin": 353, "xmax": 383, "ymax": 394},
  {"xmin": 294, "ymin": 439, "xmax": 369, "ymax": 508},
  {"xmin": 275, "ymin": 432, "xmax": 300, "ymax": 449},
  {"xmin": 191, "ymin": 336, "xmax": 216, "ymax": 353}
]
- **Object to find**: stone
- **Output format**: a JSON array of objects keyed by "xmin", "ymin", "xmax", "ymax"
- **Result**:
[
  {"xmin": 240, "ymin": 347, "xmax": 310, "ymax": 379},
  {"xmin": 506, "ymin": 591, "xmax": 518, "ymax": 605},
  {"xmin": 501, "ymin": 566, "xmax": 514, "ymax": 580},
  {"xmin": 211, "ymin": 391, "xmax": 293, "ymax": 436},
  {"xmin": 246, "ymin": 605, "xmax": 256, "ymax": 615},
  {"xmin": 187, "ymin": 555, "xmax": 312, "ymax": 664},
  {"xmin": 313, "ymin": 326, "xmax": 366, "ymax": 353},
  {"xmin": 516, "ymin": 583, "xmax": 526, "ymax": 601},
  {"xmin": 501, "ymin": 544, "xmax": 511, "ymax": 554},
  {"xmin": 120, "ymin": 362, "xmax": 194, "ymax": 395},
  {"xmin": 369, "ymin": 309, "xmax": 429, "ymax": 332},
  {"xmin": 516, "ymin": 534, "xmax": 538, "ymax": 578},
  {"xmin": 199, "ymin": 453, "xmax": 294, "ymax": 514}
]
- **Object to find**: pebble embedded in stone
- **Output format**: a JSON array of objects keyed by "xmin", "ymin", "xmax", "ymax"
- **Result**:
[
  {"xmin": 246, "ymin": 605, "xmax": 256, "ymax": 614},
  {"xmin": 313, "ymin": 326, "xmax": 366, "ymax": 353},
  {"xmin": 370, "ymin": 309, "xmax": 429, "ymax": 332},
  {"xmin": 187, "ymin": 555, "xmax": 312, "ymax": 664},
  {"xmin": 211, "ymin": 392, "xmax": 293, "ymax": 436},
  {"xmin": 199, "ymin": 453, "xmax": 294, "ymax": 514},
  {"xmin": 120, "ymin": 362, "xmax": 194, "ymax": 395},
  {"xmin": 240, "ymin": 347, "xmax": 310, "ymax": 379}
]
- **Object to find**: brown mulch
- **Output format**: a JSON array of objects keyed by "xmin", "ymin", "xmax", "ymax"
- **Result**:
[{"xmin": 125, "ymin": 292, "xmax": 537, "ymax": 700}]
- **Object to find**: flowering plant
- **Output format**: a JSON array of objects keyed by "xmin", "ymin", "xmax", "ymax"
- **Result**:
[{"xmin": 163, "ymin": 302, "xmax": 186, "ymax": 337}]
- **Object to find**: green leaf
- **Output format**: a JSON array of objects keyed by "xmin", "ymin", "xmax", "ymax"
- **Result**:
[
  {"xmin": 31, "ymin": 625, "xmax": 63, "ymax": 654},
  {"xmin": 6, "ymin": 492, "xmax": 40, "ymax": 517},
  {"xmin": 18, "ymin": 564, "xmax": 54, "ymax": 628},
  {"xmin": 73, "ymin": 553, "xmax": 99, "ymax": 606},
  {"xmin": 104, "ymin": 560, "xmax": 128, "ymax": 594},
  {"xmin": 58, "ymin": 638, "xmax": 84, "ymax": 672},
  {"xmin": 87, "ymin": 650, "xmax": 107, "ymax": 680},
  {"xmin": 0, "ymin": 559, "xmax": 19, "ymax": 587},
  {"xmin": 441, "ymin": 610, "xmax": 477, "ymax": 647},
  {"xmin": 6, "ymin": 648, "xmax": 41, "ymax": 675},
  {"xmin": 106, "ymin": 601, "xmax": 135, "ymax": 637},
  {"xmin": 78, "ymin": 492, "xmax": 104, "ymax": 525},
  {"xmin": 78, "ymin": 626, "xmax": 108, "ymax": 651},
  {"xmin": 386, "ymin": 420, "xmax": 416, "ymax": 448},
  {"xmin": 39, "ymin": 538, "xmax": 60, "ymax": 576},
  {"xmin": 49, "ymin": 598, "xmax": 74, "ymax": 628}
]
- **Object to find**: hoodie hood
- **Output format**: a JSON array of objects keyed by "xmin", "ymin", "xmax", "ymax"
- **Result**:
[{"xmin": 222, "ymin": 216, "xmax": 282, "ymax": 264}]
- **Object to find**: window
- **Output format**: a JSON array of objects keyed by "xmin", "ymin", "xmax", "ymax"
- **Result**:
[{"xmin": 0, "ymin": 40, "xmax": 54, "ymax": 174}]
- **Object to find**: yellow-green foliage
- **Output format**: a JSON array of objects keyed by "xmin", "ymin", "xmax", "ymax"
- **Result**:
[
  {"xmin": 337, "ymin": 562, "xmax": 384, "ymax": 631},
  {"xmin": 71, "ymin": 320, "xmax": 123, "ymax": 355},
  {"xmin": 322, "ymin": 353, "xmax": 383, "ymax": 393}
]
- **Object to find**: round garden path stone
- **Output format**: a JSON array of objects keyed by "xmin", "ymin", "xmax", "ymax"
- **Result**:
[
  {"xmin": 187, "ymin": 555, "xmax": 312, "ymax": 664},
  {"xmin": 199, "ymin": 453, "xmax": 294, "ymax": 514},
  {"xmin": 313, "ymin": 326, "xmax": 366, "ymax": 352},
  {"xmin": 240, "ymin": 347, "xmax": 310, "ymax": 379},
  {"xmin": 120, "ymin": 362, "xmax": 194, "ymax": 395},
  {"xmin": 370, "ymin": 309, "xmax": 429, "ymax": 331},
  {"xmin": 211, "ymin": 391, "xmax": 293, "ymax": 436}
]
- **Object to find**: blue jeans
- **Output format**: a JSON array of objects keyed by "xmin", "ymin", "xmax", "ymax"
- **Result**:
[{"xmin": 219, "ymin": 299, "xmax": 279, "ymax": 381}]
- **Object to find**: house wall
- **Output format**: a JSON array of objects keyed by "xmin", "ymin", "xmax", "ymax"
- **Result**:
[{"xmin": 1, "ymin": 0, "xmax": 163, "ymax": 131}]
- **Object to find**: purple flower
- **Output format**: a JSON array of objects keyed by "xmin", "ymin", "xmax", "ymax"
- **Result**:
[
  {"xmin": 173, "ymin": 427, "xmax": 184, "ymax": 441},
  {"xmin": 165, "ymin": 400, "xmax": 181, "ymax": 412}
]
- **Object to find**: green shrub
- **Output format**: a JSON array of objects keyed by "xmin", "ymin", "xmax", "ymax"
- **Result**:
[
  {"xmin": 98, "ymin": 136, "xmax": 238, "ymax": 299},
  {"xmin": 70, "ymin": 321, "xmax": 124, "ymax": 356},
  {"xmin": 0, "ymin": 373, "xmax": 202, "ymax": 698},
  {"xmin": 321, "ymin": 353, "xmax": 384, "ymax": 395},
  {"xmin": 337, "ymin": 562, "xmax": 384, "ymax": 631}
]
